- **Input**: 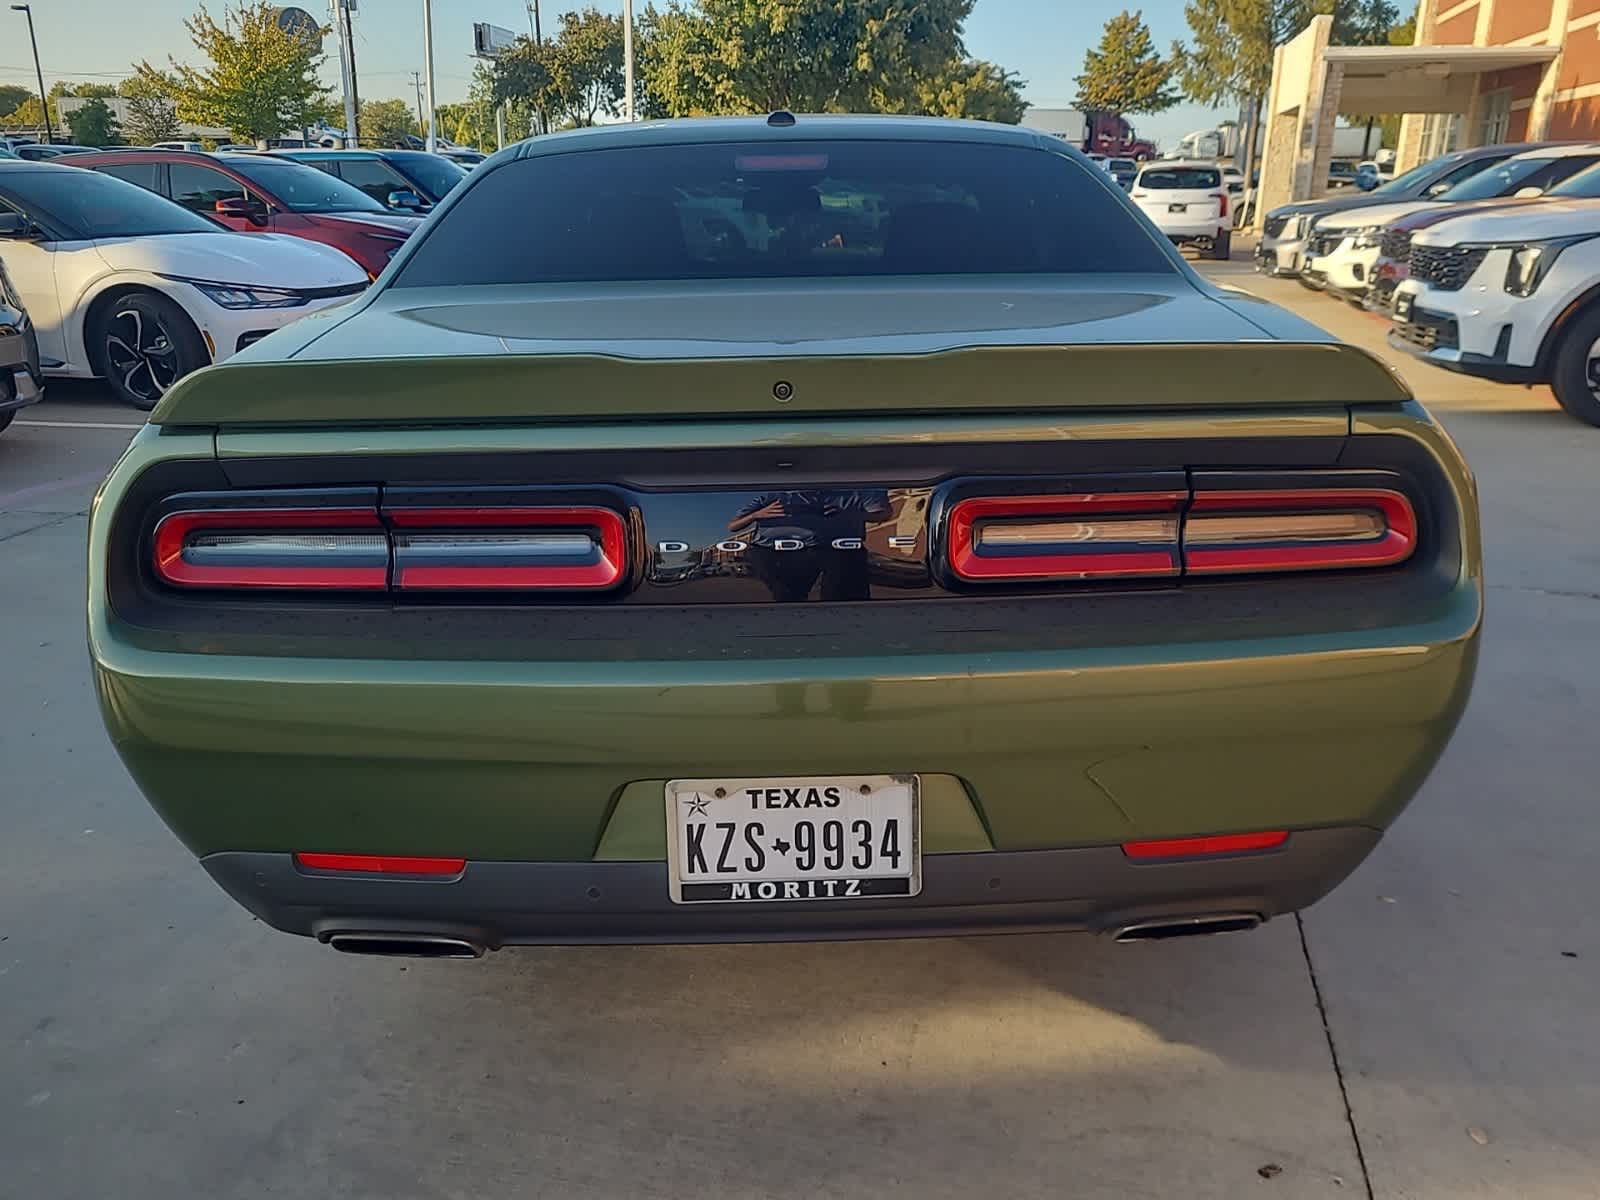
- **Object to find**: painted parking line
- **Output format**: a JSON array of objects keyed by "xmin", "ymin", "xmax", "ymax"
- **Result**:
[
  {"xmin": 0, "ymin": 468, "xmax": 111, "ymax": 511},
  {"xmin": 15, "ymin": 419, "xmax": 146, "ymax": 431}
]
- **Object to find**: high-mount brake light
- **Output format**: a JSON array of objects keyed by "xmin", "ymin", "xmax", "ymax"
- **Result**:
[
  {"xmin": 947, "ymin": 492, "xmax": 1187, "ymax": 582},
  {"xmin": 151, "ymin": 508, "xmax": 388, "ymax": 590},
  {"xmin": 1183, "ymin": 488, "xmax": 1416, "ymax": 575},
  {"xmin": 387, "ymin": 506, "xmax": 627, "ymax": 591}
]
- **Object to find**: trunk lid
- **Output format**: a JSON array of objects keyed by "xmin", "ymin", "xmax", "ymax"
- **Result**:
[{"xmin": 149, "ymin": 279, "xmax": 1408, "ymax": 427}]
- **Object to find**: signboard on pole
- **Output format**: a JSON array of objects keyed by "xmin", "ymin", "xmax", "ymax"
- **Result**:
[
  {"xmin": 472, "ymin": 21, "xmax": 519, "ymax": 57},
  {"xmin": 274, "ymin": 6, "xmax": 324, "ymax": 50}
]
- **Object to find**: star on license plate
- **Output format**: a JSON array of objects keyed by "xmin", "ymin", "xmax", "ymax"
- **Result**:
[{"xmin": 665, "ymin": 775, "xmax": 921, "ymax": 904}]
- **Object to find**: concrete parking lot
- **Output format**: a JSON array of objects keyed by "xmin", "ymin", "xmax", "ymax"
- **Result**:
[{"xmin": 2, "ymin": 267, "xmax": 1596, "ymax": 1200}]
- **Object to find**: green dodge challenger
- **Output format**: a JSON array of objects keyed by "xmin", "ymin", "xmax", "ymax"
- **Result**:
[{"xmin": 88, "ymin": 115, "xmax": 1481, "ymax": 956}]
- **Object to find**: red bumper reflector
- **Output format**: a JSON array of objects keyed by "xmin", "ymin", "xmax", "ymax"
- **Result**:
[
  {"xmin": 1122, "ymin": 831, "xmax": 1290, "ymax": 860},
  {"xmin": 293, "ymin": 853, "xmax": 467, "ymax": 876},
  {"xmin": 947, "ymin": 491, "xmax": 1186, "ymax": 582},
  {"xmin": 152, "ymin": 507, "xmax": 387, "ymax": 589}
]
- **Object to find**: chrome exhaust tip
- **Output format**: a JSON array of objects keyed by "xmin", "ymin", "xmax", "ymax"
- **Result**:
[
  {"xmin": 1113, "ymin": 913, "xmax": 1262, "ymax": 943},
  {"xmin": 325, "ymin": 931, "xmax": 485, "ymax": 959}
]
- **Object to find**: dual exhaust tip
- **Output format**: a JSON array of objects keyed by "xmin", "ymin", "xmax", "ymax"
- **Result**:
[{"xmin": 323, "ymin": 913, "xmax": 1264, "ymax": 957}]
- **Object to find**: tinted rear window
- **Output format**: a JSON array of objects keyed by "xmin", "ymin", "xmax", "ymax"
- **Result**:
[
  {"xmin": 394, "ymin": 139, "xmax": 1175, "ymax": 287},
  {"xmin": 1138, "ymin": 167, "xmax": 1221, "ymax": 190}
]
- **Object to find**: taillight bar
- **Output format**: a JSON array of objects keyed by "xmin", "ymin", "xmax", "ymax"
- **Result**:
[
  {"xmin": 1122, "ymin": 830, "xmax": 1289, "ymax": 860},
  {"xmin": 1184, "ymin": 488, "xmax": 1415, "ymax": 575},
  {"xmin": 945, "ymin": 485, "xmax": 1416, "ymax": 584},
  {"xmin": 388, "ymin": 506, "xmax": 626, "ymax": 591},
  {"xmin": 152, "ymin": 507, "xmax": 388, "ymax": 590},
  {"xmin": 948, "ymin": 491, "xmax": 1187, "ymax": 582},
  {"xmin": 150, "ymin": 501, "xmax": 629, "ymax": 593}
]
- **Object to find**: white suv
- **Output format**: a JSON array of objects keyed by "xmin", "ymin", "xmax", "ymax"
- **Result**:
[
  {"xmin": 1130, "ymin": 161, "xmax": 1232, "ymax": 259},
  {"xmin": 1389, "ymin": 197, "xmax": 1600, "ymax": 425},
  {"xmin": 1302, "ymin": 143, "xmax": 1600, "ymax": 304}
]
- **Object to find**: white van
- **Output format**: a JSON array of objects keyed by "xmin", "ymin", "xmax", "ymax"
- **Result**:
[{"xmin": 1130, "ymin": 161, "xmax": 1233, "ymax": 259}]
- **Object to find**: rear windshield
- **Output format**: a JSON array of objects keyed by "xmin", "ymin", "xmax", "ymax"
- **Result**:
[
  {"xmin": 393, "ymin": 139, "xmax": 1175, "ymax": 287},
  {"xmin": 1137, "ymin": 167, "xmax": 1221, "ymax": 190}
]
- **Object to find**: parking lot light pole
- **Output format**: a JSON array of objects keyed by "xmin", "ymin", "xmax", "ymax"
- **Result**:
[
  {"xmin": 623, "ymin": 0, "xmax": 634, "ymax": 121},
  {"xmin": 10, "ymin": 5, "xmax": 51, "ymax": 145}
]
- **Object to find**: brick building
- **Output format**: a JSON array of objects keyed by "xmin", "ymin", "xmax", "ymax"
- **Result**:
[{"xmin": 1254, "ymin": 1, "xmax": 1600, "ymax": 220}]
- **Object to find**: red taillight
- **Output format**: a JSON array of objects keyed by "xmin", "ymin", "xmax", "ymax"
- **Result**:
[
  {"xmin": 1217, "ymin": 191, "xmax": 1229, "ymax": 218},
  {"xmin": 947, "ymin": 492, "xmax": 1186, "ymax": 582},
  {"xmin": 387, "ymin": 506, "xmax": 627, "ymax": 591},
  {"xmin": 1122, "ymin": 831, "xmax": 1289, "ymax": 860},
  {"xmin": 294, "ymin": 852, "xmax": 467, "ymax": 876},
  {"xmin": 1184, "ymin": 488, "xmax": 1415, "ymax": 575},
  {"xmin": 151, "ymin": 507, "xmax": 388, "ymax": 589}
]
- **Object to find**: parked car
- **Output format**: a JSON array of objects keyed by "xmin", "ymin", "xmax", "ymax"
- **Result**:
[
  {"xmin": 151, "ymin": 141, "xmax": 207, "ymax": 152},
  {"xmin": 1106, "ymin": 157, "xmax": 1138, "ymax": 189},
  {"xmin": 0, "ymin": 146, "xmax": 17, "ymax": 161},
  {"xmin": 272, "ymin": 148, "xmax": 469, "ymax": 209},
  {"xmin": 1256, "ymin": 142, "xmax": 1556, "ymax": 277},
  {"xmin": 1390, "ymin": 197, "xmax": 1600, "ymax": 426},
  {"xmin": 0, "ymin": 253, "xmax": 44, "ymax": 432},
  {"xmin": 440, "ymin": 148, "xmax": 486, "ymax": 169},
  {"xmin": 1299, "ymin": 142, "xmax": 1600, "ymax": 303},
  {"xmin": 86, "ymin": 116, "xmax": 1479, "ymax": 955},
  {"xmin": 68, "ymin": 149, "xmax": 422, "ymax": 277},
  {"xmin": 1327, "ymin": 160, "xmax": 1360, "ymax": 190},
  {"xmin": 14, "ymin": 143, "xmax": 99, "ymax": 160},
  {"xmin": 1368, "ymin": 159, "xmax": 1600, "ymax": 311},
  {"xmin": 1130, "ymin": 160, "xmax": 1232, "ymax": 259},
  {"xmin": 0, "ymin": 161, "xmax": 367, "ymax": 407}
]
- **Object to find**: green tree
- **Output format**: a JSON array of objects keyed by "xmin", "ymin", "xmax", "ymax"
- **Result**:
[
  {"xmin": 493, "ymin": 9, "xmax": 625, "ymax": 129},
  {"xmin": 1075, "ymin": 10, "xmax": 1181, "ymax": 116},
  {"xmin": 122, "ymin": 93, "xmax": 183, "ymax": 144},
  {"xmin": 65, "ymin": 97, "xmax": 121, "ymax": 145},
  {"xmin": 0, "ymin": 84, "xmax": 31, "ymax": 120},
  {"xmin": 636, "ymin": 0, "xmax": 1022, "ymax": 121},
  {"xmin": 360, "ymin": 98, "xmax": 418, "ymax": 146},
  {"xmin": 136, "ymin": 1, "xmax": 333, "ymax": 143},
  {"xmin": 0, "ymin": 97, "xmax": 47, "ymax": 131}
]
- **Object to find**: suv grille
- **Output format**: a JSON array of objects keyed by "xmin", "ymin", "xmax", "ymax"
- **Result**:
[
  {"xmin": 1380, "ymin": 228, "xmax": 1413, "ymax": 261},
  {"xmin": 1411, "ymin": 245, "xmax": 1489, "ymax": 292},
  {"xmin": 1310, "ymin": 230, "xmax": 1344, "ymax": 257},
  {"xmin": 1263, "ymin": 214, "xmax": 1289, "ymax": 239}
]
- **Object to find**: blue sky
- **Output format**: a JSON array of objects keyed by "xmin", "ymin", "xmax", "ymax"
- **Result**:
[{"xmin": 2, "ymin": 0, "xmax": 1229, "ymax": 149}]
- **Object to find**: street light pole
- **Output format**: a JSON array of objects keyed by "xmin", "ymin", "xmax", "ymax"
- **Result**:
[
  {"xmin": 422, "ymin": 0, "xmax": 438, "ymax": 152},
  {"xmin": 10, "ymin": 5, "xmax": 51, "ymax": 144},
  {"xmin": 623, "ymin": 0, "xmax": 634, "ymax": 122}
]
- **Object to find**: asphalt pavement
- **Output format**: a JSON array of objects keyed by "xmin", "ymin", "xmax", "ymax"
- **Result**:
[{"xmin": 1, "ymin": 270, "xmax": 1596, "ymax": 1199}]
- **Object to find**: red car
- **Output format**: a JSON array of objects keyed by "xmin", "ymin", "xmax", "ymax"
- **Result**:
[{"xmin": 68, "ymin": 150, "xmax": 422, "ymax": 277}]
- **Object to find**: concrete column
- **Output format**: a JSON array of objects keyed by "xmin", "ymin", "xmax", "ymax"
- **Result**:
[
  {"xmin": 1291, "ymin": 16, "xmax": 1336, "ymax": 201},
  {"xmin": 1394, "ymin": 0, "xmax": 1441, "ymax": 173},
  {"xmin": 1526, "ymin": 0, "xmax": 1574, "ymax": 139}
]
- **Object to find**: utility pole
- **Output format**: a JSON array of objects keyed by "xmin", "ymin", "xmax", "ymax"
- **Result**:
[
  {"xmin": 330, "ymin": 0, "xmax": 356, "ymax": 147},
  {"xmin": 9, "ymin": 5, "xmax": 50, "ymax": 144},
  {"xmin": 422, "ymin": 0, "xmax": 438, "ymax": 153},
  {"xmin": 527, "ymin": 0, "xmax": 541, "ymax": 43},
  {"xmin": 343, "ymin": 0, "xmax": 361, "ymax": 145},
  {"xmin": 410, "ymin": 70, "xmax": 424, "ymax": 135},
  {"xmin": 623, "ymin": 0, "xmax": 634, "ymax": 121}
]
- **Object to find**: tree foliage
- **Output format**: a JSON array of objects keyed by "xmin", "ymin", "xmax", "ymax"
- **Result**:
[
  {"xmin": 360, "ymin": 98, "xmax": 418, "ymax": 146},
  {"xmin": 65, "ymin": 97, "xmax": 121, "ymax": 145},
  {"xmin": 492, "ymin": 9, "xmax": 625, "ymax": 129},
  {"xmin": 136, "ymin": 1, "xmax": 333, "ymax": 142},
  {"xmin": 1075, "ymin": 9, "xmax": 1181, "ymax": 116},
  {"xmin": 635, "ymin": 0, "xmax": 1023, "ymax": 121},
  {"xmin": 0, "ymin": 85, "xmax": 31, "ymax": 120},
  {"xmin": 122, "ymin": 94, "xmax": 182, "ymax": 144}
]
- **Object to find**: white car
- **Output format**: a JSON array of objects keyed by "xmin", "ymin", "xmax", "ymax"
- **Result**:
[
  {"xmin": 1388, "ymin": 197, "xmax": 1600, "ymax": 426},
  {"xmin": 151, "ymin": 141, "xmax": 208, "ymax": 153},
  {"xmin": 1129, "ymin": 160, "xmax": 1232, "ymax": 259},
  {"xmin": 1300, "ymin": 143, "xmax": 1600, "ymax": 302},
  {"xmin": 0, "ymin": 161, "xmax": 366, "ymax": 409}
]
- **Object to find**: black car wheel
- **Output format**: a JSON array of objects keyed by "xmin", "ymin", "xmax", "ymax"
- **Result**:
[
  {"xmin": 1550, "ymin": 306, "xmax": 1600, "ymax": 428},
  {"xmin": 95, "ymin": 292, "xmax": 208, "ymax": 411},
  {"xmin": 1210, "ymin": 230, "xmax": 1232, "ymax": 261}
]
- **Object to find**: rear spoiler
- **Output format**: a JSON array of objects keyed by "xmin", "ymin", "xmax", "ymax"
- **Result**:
[{"xmin": 148, "ymin": 342, "xmax": 1411, "ymax": 428}]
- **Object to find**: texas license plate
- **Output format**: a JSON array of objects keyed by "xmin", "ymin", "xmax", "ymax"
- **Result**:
[
  {"xmin": 666, "ymin": 775, "xmax": 920, "ymax": 904},
  {"xmin": 1394, "ymin": 292, "xmax": 1415, "ymax": 322},
  {"xmin": 1168, "ymin": 203, "xmax": 1187, "ymax": 213}
]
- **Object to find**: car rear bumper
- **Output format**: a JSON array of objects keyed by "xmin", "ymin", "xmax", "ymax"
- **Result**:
[{"xmin": 201, "ymin": 826, "xmax": 1382, "ymax": 945}]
